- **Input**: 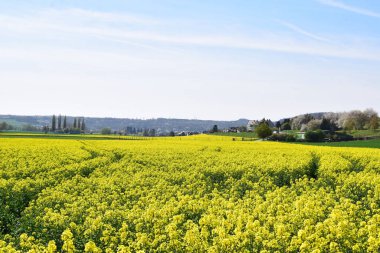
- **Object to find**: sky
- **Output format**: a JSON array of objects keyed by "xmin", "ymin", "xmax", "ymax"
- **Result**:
[{"xmin": 1, "ymin": 0, "xmax": 380, "ymax": 120}]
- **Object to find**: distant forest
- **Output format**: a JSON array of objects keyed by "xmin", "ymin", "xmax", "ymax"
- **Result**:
[{"xmin": 0, "ymin": 115, "xmax": 249, "ymax": 134}]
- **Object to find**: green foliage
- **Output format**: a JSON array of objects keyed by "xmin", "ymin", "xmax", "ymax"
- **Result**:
[
  {"xmin": 325, "ymin": 132, "xmax": 354, "ymax": 142},
  {"xmin": 343, "ymin": 129, "xmax": 380, "ymax": 138},
  {"xmin": 320, "ymin": 118, "xmax": 337, "ymax": 132},
  {"xmin": 51, "ymin": 115, "xmax": 56, "ymax": 132},
  {"xmin": 0, "ymin": 122, "xmax": 15, "ymax": 131},
  {"xmin": 269, "ymin": 133, "xmax": 296, "ymax": 142},
  {"xmin": 81, "ymin": 119, "xmax": 86, "ymax": 132},
  {"xmin": 305, "ymin": 130, "xmax": 325, "ymax": 142},
  {"xmin": 280, "ymin": 122, "xmax": 291, "ymax": 130},
  {"xmin": 255, "ymin": 123, "xmax": 273, "ymax": 139},
  {"xmin": 369, "ymin": 115, "xmax": 379, "ymax": 130},
  {"xmin": 210, "ymin": 125, "xmax": 218, "ymax": 133},
  {"xmin": 101, "ymin": 128, "xmax": 112, "ymax": 135}
]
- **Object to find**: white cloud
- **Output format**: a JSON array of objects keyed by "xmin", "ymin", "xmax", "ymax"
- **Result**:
[
  {"xmin": 277, "ymin": 20, "xmax": 330, "ymax": 42},
  {"xmin": 318, "ymin": 0, "xmax": 380, "ymax": 18},
  {"xmin": 1, "ymin": 9, "xmax": 380, "ymax": 62},
  {"xmin": 43, "ymin": 8, "xmax": 161, "ymax": 25}
]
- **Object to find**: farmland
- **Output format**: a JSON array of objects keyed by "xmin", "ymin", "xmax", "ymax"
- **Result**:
[
  {"xmin": 1, "ymin": 135, "xmax": 380, "ymax": 252},
  {"xmin": 301, "ymin": 139, "xmax": 380, "ymax": 149}
]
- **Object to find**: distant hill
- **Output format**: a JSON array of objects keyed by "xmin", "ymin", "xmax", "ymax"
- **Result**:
[{"xmin": 0, "ymin": 115, "xmax": 249, "ymax": 133}]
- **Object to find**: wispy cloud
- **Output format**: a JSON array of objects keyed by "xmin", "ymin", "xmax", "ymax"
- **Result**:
[
  {"xmin": 318, "ymin": 0, "xmax": 380, "ymax": 18},
  {"xmin": 44, "ymin": 8, "xmax": 161, "ymax": 25},
  {"xmin": 277, "ymin": 20, "xmax": 330, "ymax": 42},
  {"xmin": 1, "ymin": 8, "xmax": 380, "ymax": 62}
]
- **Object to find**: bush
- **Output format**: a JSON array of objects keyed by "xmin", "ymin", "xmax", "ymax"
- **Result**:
[
  {"xmin": 326, "ymin": 132, "xmax": 354, "ymax": 142},
  {"xmin": 305, "ymin": 130, "xmax": 325, "ymax": 142},
  {"xmin": 255, "ymin": 123, "xmax": 273, "ymax": 139},
  {"xmin": 101, "ymin": 128, "xmax": 112, "ymax": 135},
  {"xmin": 69, "ymin": 128, "xmax": 81, "ymax": 134},
  {"xmin": 268, "ymin": 133, "xmax": 296, "ymax": 142}
]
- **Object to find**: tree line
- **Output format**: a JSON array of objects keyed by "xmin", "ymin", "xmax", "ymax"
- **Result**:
[
  {"xmin": 278, "ymin": 109, "xmax": 379, "ymax": 132},
  {"xmin": 48, "ymin": 115, "xmax": 86, "ymax": 134},
  {"xmin": 0, "ymin": 122, "xmax": 14, "ymax": 131},
  {"xmin": 101, "ymin": 127, "xmax": 157, "ymax": 136},
  {"xmin": 211, "ymin": 109, "xmax": 380, "ymax": 143},
  {"xmin": 269, "ymin": 109, "xmax": 379, "ymax": 142},
  {"xmin": 0, "ymin": 122, "xmax": 41, "ymax": 132}
]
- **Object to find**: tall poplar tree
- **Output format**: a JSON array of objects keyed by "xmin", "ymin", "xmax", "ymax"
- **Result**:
[
  {"xmin": 63, "ymin": 116, "xmax": 67, "ymax": 129},
  {"xmin": 51, "ymin": 115, "xmax": 56, "ymax": 132},
  {"xmin": 81, "ymin": 118, "xmax": 86, "ymax": 132},
  {"xmin": 58, "ymin": 115, "xmax": 62, "ymax": 130}
]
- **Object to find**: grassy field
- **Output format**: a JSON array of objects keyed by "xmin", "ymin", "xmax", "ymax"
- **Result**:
[
  {"xmin": 301, "ymin": 139, "xmax": 380, "ymax": 148},
  {"xmin": 341, "ymin": 129, "xmax": 380, "ymax": 138},
  {"xmin": 209, "ymin": 132, "xmax": 258, "ymax": 139}
]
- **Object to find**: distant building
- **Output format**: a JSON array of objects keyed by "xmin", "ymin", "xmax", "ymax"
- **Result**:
[
  {"xmin": 222, "ymin": 127, "xmax": 240, "ymax": 133},
  {"xmin": 297, "ymin": 132, "xmax": 305, "ymax": 140},
  {"xmin": 177, "ymin": 131, "xmax": 200, "ymax": 136}
]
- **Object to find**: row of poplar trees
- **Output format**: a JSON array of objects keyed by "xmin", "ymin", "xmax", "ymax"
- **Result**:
[{"xmin": 51, "ymin": 115, "xmax": 86, "ymax": 132}]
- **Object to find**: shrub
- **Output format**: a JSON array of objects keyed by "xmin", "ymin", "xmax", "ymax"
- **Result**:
[
  {"xmin": 305, "ymin": 130, "xmax": 325, "ymax": 142},
  {"xmin": 326, "ymin": 132, "xmax": 354, "ymax": 142},
  {"xmin": 100, "ymin": 128, "xmax": 112, "ymax": 135},
  {"xmin": 268, "ymin": 133, "xmax": 296, "ymax": 142},
  {"xmin": 255, "ymin": 123, "xmax": 273, "ymax": 139}
]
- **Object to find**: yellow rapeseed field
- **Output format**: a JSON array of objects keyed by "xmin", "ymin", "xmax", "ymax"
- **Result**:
[{"xmin": 1, "ymin": 135, "xmax": 380, "ymax": 252}]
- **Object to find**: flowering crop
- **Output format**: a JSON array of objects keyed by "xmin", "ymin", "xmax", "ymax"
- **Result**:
[{"xmin": 1, "ymin": 136, "xmax": 380, "ymax": 252}]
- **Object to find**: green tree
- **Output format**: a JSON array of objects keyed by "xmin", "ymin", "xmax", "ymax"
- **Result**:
[
  {"xmin": 57, "ymin": 115, "xmax": 62, "ymax": 130},
  {"xmin": 81, "ymin": 118, "xmax": 86, "ymax": 132},
  {"xmin": 238, "ymin": 125, "xmax": 247, "ymax": 132},
  {"xmin": 255, "ymin": 123, "xmax": 273, "ymax": 139},
  {"xmin": 42, "ymin": 125, "xmax": 49, "ymax": 134},
  {"xmin": 101, "ymin": 128, "xmax": 111, "ymax": 135},
  {"xmin": 51, "ymin": 115, "xmax": 56, "ymax": 132},
  {"xmin": 369, "ymin": 115, "xmax": 379, "ymax": 130},
  {"xmin": 73, "ymin": 118, "xmax": 77, "ymax": 129},
  {"xmin": 0, "ymin": 122, "xmax": 8, "ymax": 131},
  {"xmin": 211, "ymin": 125, "xmax": 218, "ymax": 133},
  {"xmin": 281, "ymin": 122, "xmax": 291, "ymax": 130},
  {"xmin": 63, "ymin": 116, "xmax": 67, "ymax": 129},
  {"xmin": 305, "ymin": 130, "xmax": 325, "ymax": 142},
  {"xmin": 320, "ymin": 118, "xmax": 337, "ymax": 132}
]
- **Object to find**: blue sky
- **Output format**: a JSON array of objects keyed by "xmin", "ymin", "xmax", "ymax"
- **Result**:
[{"xmin": 1, "ymin": 0, "xmax": 380, "ymax": 120}]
